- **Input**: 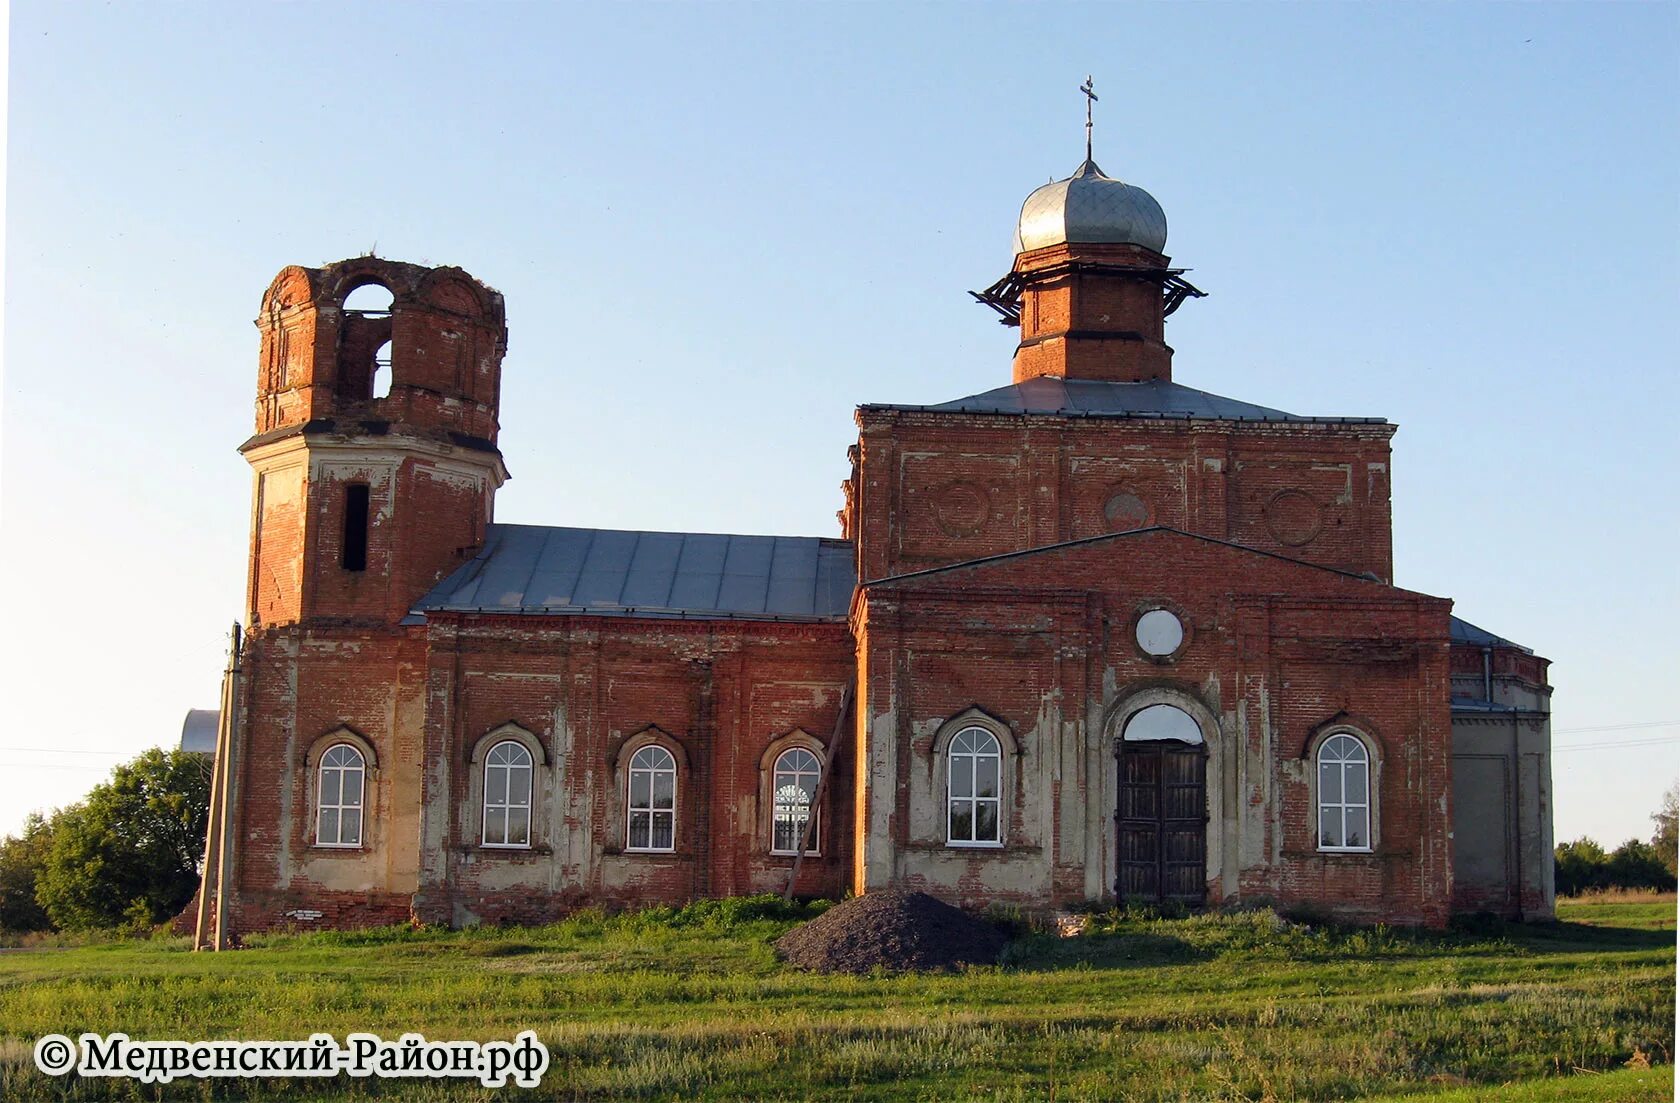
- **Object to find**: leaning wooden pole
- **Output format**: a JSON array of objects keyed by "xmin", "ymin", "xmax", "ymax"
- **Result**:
[
  {"xmin": 784, "ymin": 684, "xmax": 852, "ymax": 903},
  {"xmin": 194, "ymin": 624, "xmax": 241, "ymax": 953},
  {"xmin": 210, "ymin": 624, "xmax": 243, "ymax": 951},
  {"xmin": 192, "ymin": 635, "xmax": 234, "ymax": 951}
]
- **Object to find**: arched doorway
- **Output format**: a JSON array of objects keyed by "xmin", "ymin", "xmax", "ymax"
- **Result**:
[{"xmin": 1116, "ymin": 703, "xmax": 1208, "ymax": 906}]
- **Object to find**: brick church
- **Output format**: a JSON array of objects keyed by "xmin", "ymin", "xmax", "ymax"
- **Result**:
[{"xmin": 200, "ymin": 139, "xmax": 1554, "ymax": 935}]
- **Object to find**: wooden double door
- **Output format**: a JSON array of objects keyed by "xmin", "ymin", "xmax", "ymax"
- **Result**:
[{"xmin": 1116, "ymin": 740, "xmax": 1208, "ymax": 906}]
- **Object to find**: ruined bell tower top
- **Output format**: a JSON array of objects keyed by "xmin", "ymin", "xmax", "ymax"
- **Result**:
[{"xmin": 251, "ymin": 256, "xmax": 508, "ymax": 445}]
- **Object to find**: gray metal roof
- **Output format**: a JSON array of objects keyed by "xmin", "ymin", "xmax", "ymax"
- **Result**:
[
  {"xmin": 409, "ymin": 524, "xmax": 856, "ymax": 623},
  {"xmin": 1015, "ymin": 158, "xmax": 1169, "ymax": 255},
  {"xmin": 180, "ymin": 709, "xmax": 218, "ymax": 755},
  {"xmin": 862, "ymin": 377, "xmax": 1388, "ymax": 424},
  {"xmin": 1449, "ymin": 615, "xmax": 1533, "ymax": 654}
]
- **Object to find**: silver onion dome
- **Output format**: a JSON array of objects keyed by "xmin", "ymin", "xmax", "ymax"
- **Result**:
[{"xmin": 1013, "ymin": 158, "xmax": 1168, "ymax": 255}]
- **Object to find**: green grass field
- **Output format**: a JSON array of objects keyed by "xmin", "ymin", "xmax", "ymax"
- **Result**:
[{"xmin": 0, "ymin": 894, "xmax": 1672, "ymax": 1101}]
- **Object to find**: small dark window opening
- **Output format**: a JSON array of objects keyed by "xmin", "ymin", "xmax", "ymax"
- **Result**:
[{"xmin": 342, "ymin": 484, "xmax": 370, "ymax": 572}]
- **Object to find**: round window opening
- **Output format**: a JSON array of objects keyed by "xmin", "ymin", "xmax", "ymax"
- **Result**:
[{"xmin": 1135, "ymin": 609, "xmax": 1184, "ymax": 657}]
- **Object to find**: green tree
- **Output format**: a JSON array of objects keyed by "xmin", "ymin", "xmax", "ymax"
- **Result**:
[
  {"xmin": 1652, "ymin": 781, "xmax": 1678, "ymax": 878},
  {"xmin": 0, "ymin": 813, "xmax": 56, "ymax": 931},
  {"xmin": 1606, "ymin": 838, "xmax": 1676, "ymax": 892},
  {"xmin": 34, "ymin": 749, "xmax": 210, "ymax": 930},
  {"xmin": 1553, "ymin": 837, "xmax": 1608, "ymax": 897}
]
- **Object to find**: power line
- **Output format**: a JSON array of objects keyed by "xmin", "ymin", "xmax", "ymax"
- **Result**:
[
  {"xmin": 1553, "ymin": 737, "xmax": 1680, "ymax": 754},
  {"xmin": 0, "ymin": 747, "xmax": 132, "ymax": 757},
  {"xmin": 1552, "ymin": 720, "xmax": 1678, "ymax": 735}
]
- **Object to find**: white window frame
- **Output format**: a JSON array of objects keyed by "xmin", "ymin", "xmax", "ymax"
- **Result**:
[
  {"xmin": 316, "ymin": 743, "xmax": 365, "ymax": 848},
  {"xmin": 626, "ymin": 745, "xmax": 678, "ymax": 853},
  {"xmin": 770, "ymin": 747, "xmax": 822, "ymax": 856},
  {"xmin": 946, "ymin": 726, "xmax": 1004, "ymax": 848},
  {"xmin": 1316, "ymin": 732, "xmax": 1373, "ymax": 853},
  {"xmin": 481, "ymin": 739, "xmax": 534, "ymax": 849}
]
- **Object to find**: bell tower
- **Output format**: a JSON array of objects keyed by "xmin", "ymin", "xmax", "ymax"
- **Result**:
[{"xmin": 241, "ymin": 257, "xmax": 509, "ymax": 628}]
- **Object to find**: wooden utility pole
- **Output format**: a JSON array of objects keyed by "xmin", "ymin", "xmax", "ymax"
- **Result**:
[
  {"xmin": 194, "ymin": 624, "xmax": 243, "ymax": 951},
  {"xmin": 784, "ymin": 683, "xmax": 852, "ymax": 903}
]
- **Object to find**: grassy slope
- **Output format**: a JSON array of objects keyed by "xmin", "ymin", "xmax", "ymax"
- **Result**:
[{"xmin": 0, "ymin": 896, "xmax": 1670, "ymax": 1102}]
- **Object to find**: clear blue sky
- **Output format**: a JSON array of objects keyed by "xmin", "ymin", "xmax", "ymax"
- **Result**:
[{"xmin": 2, "ymin": 3, "xmax": 1675, "ymax": 847}]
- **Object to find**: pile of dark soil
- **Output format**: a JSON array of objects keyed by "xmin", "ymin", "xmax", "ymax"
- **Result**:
[{"xmin": 775, "ymin": 889, "xmax": 1009, "ymax": 974}]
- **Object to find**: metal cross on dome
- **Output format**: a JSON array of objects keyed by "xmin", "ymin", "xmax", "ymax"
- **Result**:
[{"xmin": 1081, "ymin": 75, "xmax": 1098, "ymax": 162}]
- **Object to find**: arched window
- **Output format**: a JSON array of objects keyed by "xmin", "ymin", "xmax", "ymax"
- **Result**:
[
  {"xmin": 482, "ymin": 740, "xmax": 533, "ymax": 848},
  {"xmin": 372, "ymin": 339, "xmax": 393, "ymax": 399},
  {"xmin": 947, "ymin": 727, "xmax": 1002, "ymax": 847},
  {"xmin": 1123, "ymin": 703, "xmax": 1203, "ymax": 743},
  {"xmin": 316, "ymin": 744, "xmax": 365, "ymax": 847},
  {"xmin": 342, "ymin": 282, "xmax": 394, "ymax": 314},
  {"xmin": 627, "ymin": 745, "xmax": 677, "ymax": 852},
  {"xmin": 771, "ymin": 748, "xmax": 821, "ymax": 855},
  {"xmin": 1317, "ymin": 733, "xmax": 1371, "ymax": 852}
]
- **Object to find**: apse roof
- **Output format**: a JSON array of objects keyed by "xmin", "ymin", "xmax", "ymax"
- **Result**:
[
  {"xmin": 860, "ymin": 377, "xmax": 1388, "ymax": 424},
  {"xmin": 1449, "ymin": 615, "xmax": 1533, "ymax": 654},
  {"xmin": 180, "ymin": 709, "xmax": 219, "ymax": 755},
  {"xmin": 408, "ymin": 524, "xmax": 855, "ymax": 623}
]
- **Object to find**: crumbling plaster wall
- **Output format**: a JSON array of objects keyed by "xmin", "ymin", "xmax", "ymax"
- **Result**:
[
  {"xmin": 1449, "ymin": 642, "xmax": 1555, "ymax": 919},
  {"xmin": 410, "ymin": 615, "xmax": 855, "ymax": 927},
  {"xmin": 853, "ymin": 530, "xmax": 1454, "ymax": 926},
  {"xmin": 230, "ymin": 625, "xmax": 428, "ymax": 931}
]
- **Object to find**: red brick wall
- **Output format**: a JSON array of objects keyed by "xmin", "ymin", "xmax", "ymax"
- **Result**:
[
  {"xmin": 1011, "ymin": 242, "xmax": 1174, "ymax": 384},
  {"xmin": 228, "ymin": 624, "xmax": 431, "ymax": 933},
  {"xmin": 850, "ymin": 411, "xmax": 1395, "ymax": 583},
  {"xmin": 227, "ymin": 615, "xmax": 855, "ymax": 932},
  {"xmin": 413, "ymin": 616, "xmax": 854, "ymax": 923},
  {"xmin": 855, "ymin": 529, "xmax": 1454, "ymax": 926}
]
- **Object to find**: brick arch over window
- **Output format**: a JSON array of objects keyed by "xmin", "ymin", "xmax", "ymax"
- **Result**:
[
  {"xmin": 324, "ymin": 264, "xmax": 422, "ymax": 308},
  {"xmin": 262, "ymin": 265, "xmax": 318, "ymax": 314},
  {"xmin": 302, "ymin": 726, "xmax": 379, "ymax": 853},
  {"xmin": 466, "ymin": 722, "xmax": 549, "ymax": 767},
  {"xmin": 1103, "ymin": 685, "xmax": 1220, "ymax": 749},
  {"xmin": 416, "ymin": 268, "xmax": 491, "ymax": 316},
  {"xmin": 758, "ymin": 729, "xmax": 827, "ymax": 857},
  {"xmin": 1296, "ymin": 711, "xmax": 1390, "ymax": 761},
  {"xmin": 466, "ymin": 723, "xmax": 550, "ymax": 851},
  {"xmin": 927, "ymin": 706, "xmax": 1020, "ymax": 759}
]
